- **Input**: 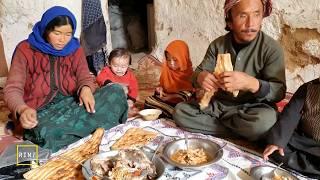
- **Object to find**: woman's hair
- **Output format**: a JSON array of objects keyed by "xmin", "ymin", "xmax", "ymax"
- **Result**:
[
  {"xmin": 108, "ymin": 48, "xmax": 132, "ymax": 65},
  {"xmin": 43, "ymin": 15, "xmax": 74, "ymax": 40}
]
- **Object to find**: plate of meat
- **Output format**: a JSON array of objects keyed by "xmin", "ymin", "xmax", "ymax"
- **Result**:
[{"xmin": 82, "ymin": 149, "xmax": 165, "ymax": 180}]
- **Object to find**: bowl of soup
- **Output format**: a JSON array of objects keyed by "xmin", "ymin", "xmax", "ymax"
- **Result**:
[{"xmin": 162, "ymin": 138, "xmax": 223, "ymax": 170}]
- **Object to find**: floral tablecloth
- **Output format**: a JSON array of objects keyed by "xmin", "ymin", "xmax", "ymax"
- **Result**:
[{"xmin": 54, "ymin": 118, "xmax": 309, "ymax": 180}]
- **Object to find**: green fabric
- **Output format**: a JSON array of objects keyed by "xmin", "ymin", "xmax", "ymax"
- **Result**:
[
  {"xmin": 24, "ymin": 84, "xmax": 128, "ymax": 152},
  {"xmin": 174, "ymin": 100, "xmax": 277, "ymax": 141},
  {"xmin": 192, "ymin": 31, "xmax": 286, "ymax": 104}
]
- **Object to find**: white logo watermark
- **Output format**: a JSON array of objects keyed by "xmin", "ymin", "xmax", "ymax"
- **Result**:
[{"xmin": 16, "ymin": 145, "xmax": 38, "ymax": 166}]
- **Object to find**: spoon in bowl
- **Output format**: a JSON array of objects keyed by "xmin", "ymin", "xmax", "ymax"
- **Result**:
[
  {"xmin": 213, "ymin": 143, "xmax": 227, "ymax": 157},
  {"xmin": 184, "ymin": 132, "xmax": 189, "ymax": 151},
  {"xmin": 151, "ymin": 136, "xmax": 164, "ymax": 162},
  {"xmin": 272, "ymin": 162, "xmax": 284, "ymax": 177}
]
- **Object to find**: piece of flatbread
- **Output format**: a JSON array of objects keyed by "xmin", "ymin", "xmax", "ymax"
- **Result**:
[
  {"xmin": 199, "ymin": 53, "xmax": 239, "ymax": 110},
  {"xmin": 111, "ymin": 128, "xmax": 158, "ymax": 150},
  {"xmin": 23, "ymin": 128, "xmax": 105, "ymax": 180}
]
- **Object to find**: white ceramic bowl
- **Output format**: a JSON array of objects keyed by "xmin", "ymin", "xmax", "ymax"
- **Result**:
[{"xmin": 139, "ymin": 109, "xmax": 162, "ymax": 121}]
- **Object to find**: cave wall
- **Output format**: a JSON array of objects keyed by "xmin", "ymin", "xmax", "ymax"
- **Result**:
[
  {"xmin": 153, "ymin": 0, "xmax": 320, "ymax": 93},
  {"xmin": 1, "ymin": 0, "xmax": 320, "ymax": 93}
]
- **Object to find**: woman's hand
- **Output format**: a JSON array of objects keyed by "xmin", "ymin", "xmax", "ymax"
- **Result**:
[
  {"xmin": 263, "ymin": 144, "xmax": 284, "ymax": 161},
  {"xmin": 17, "ymin": 105, "xmax": 38, "ymax": 129},
  {"xmin": 79, "ymin": 86, "xmax": 95, "ymax": 113}
]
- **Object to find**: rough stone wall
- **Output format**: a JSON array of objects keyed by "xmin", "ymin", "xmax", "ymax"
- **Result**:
[
  {"xmin": 281, "ymin": 26, "xmax": 320, "ymax": 92},
  {"xmin": 1, "ymin": 0, "xmax": 320, "ymax": 93},
  {"xmin": 153, "ymin": 0, "xmax": 320, "ymax": 93},
  {"xmin": 153, "ymin": 0, "xmax": 226, "ymax": 64},
  {"xmin": 0, "ymin": 0, "xmax": 82, "ymax": 69},
  {"xmin": 0, "ymin": 0, "xmax": 112, "ymax": 69}
]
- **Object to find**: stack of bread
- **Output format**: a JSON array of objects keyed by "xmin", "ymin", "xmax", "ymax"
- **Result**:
[
  {"xmin": 23, "ymin": 128, "xmax": 105, "ymax": 180},
  {"xmin": 111, "ymin": 128, "xmax": 158, "ymax": 150}
]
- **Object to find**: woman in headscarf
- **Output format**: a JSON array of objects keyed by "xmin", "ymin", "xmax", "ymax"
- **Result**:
[
  {"xmin": 144, "ymin": 40, "xmax": 194, "ymax": 118},
  {"xmin": 4, "ymin": 6, "xmax": 128, "ymax": 152}
]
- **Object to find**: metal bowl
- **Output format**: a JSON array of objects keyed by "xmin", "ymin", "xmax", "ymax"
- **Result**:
[
  {"xmin": 162, "ymin": 138, "xmax": 223, "ymax": 170},
  {"xmin": 82, "ymin": 150, "xmax": 165, "ymax": 179},
  {"xmin": 145, "ymin": 151, "xmax": 165, "ymax": 179},
  {"xmin": 250, "ymin": 165, "xmax": 299, "ymax": 180}
]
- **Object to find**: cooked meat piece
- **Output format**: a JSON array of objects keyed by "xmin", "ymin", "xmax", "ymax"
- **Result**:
[
  {"xmin": 91, "ymin": 149, "xmax": 157, "ymax": 180},
  {"xmin": 90, "ymin": 158, "xmax": 114, "ymax": 176},
  {"xmin": 114, "ymin": 149, "xmax": 157, "ymax": 180}
]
